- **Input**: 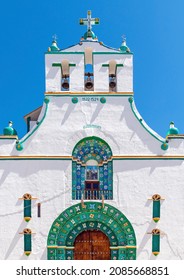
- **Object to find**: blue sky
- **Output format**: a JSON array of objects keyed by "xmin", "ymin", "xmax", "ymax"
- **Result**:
[{"xmin": 0, "ymin": 0, "xmax": 184, "ymax": 138}]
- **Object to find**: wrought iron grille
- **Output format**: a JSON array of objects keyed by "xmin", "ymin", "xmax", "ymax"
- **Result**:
[{"xmin": 72, "ymin": 190, "xmax": 113, "ymax": 200}]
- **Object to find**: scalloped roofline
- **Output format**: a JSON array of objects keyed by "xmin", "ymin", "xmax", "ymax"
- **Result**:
[{"xmin": 128, "ymin": 97, "xmax": 165, "ymax": 144}]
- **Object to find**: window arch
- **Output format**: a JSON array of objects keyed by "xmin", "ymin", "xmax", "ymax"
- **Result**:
[{"xmin": 72, "ymin": 136, "xmax": 113, "ymax": 200}]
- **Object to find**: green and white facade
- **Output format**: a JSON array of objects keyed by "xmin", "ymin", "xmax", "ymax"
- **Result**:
[{"xmin": 0, "ymin": 11, "xmax": 184, "ymax": 260}]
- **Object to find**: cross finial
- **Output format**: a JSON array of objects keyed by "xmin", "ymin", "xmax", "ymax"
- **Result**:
[
  {"xmin": 79, "ymin": 10, "xmax": 99, "ymax": 31},
  {"xmin": 52, "ymin": 34, "xmax": 58, "ymax": 42},
  {"xmin": 122, "ymin": 34, "xmax": 126, "ymax": 43}
]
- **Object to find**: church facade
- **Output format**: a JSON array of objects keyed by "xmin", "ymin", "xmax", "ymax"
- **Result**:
[{"xmin": 0, "ymin": 11, "xmax": 184, "ymax": 260}]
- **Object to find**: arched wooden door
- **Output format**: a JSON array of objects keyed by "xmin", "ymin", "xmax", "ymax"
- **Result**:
[{"xmin": 74, "ymin": 230, "xmax": 110, "ymax": 260}]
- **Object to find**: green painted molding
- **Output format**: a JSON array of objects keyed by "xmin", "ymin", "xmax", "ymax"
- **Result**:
[
  {"xmin": 46, "ymin": 52, "xmax": 84, "ymax": 55},
  {"xmin": 0, "ymin": 136, "xmax": 18, "ymax": 140},
  {"xmin": 1, "ymin": 155, "xmax": 184, "ymax": 161},
  {"xmin": 128, "ymin": 97, "xmax": 165, "ymax": 144},
  {"xmin": 102, "ymin": 64, "xmax": 124, "ymax": 67},
  {"xmin": 94, "ymin": 52, "xmax": 132, "ymax": 55},
  {"xmin": 45, "ymin": 93, "xmax": 134, "ymax": 97},
  {"xmin": 46, "ymin": 51, "xmax": 132, "ymax": 55},
  {"xmin": 16, "ymin": 97, "xmax": 50, "ymax": 151},
  {"xmin": 52, "ymin": 63, "xmax": 76, "ymax": 67}
]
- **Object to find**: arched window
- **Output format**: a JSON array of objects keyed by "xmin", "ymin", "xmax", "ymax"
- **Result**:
[{"xmin": 72, "ymin": 136, "xmax": 113, "ymax": 200}]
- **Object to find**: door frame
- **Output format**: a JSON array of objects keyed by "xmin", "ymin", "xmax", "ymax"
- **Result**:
[{"xmin": 74, "ymin": 229, "xmax": 111, "ymax": 260}]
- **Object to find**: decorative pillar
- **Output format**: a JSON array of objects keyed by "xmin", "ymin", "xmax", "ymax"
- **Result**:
[
  {"xmin": 19, "ymin": 229, "xmax": 33, "ymax": 256},
  {"xmin": 152, "ymin": 229, "xmax": 160, "ymax": 256},
  {"xmin": 152, "ymin": 194, "xmax": 161, "ymax": 222},
  {"xmin": 19, "ymin": 193, "xmax": 37, "ymax": 222}
]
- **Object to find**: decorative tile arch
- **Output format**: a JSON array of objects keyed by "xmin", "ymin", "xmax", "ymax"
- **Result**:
[
  {"xmin": 72, "ymin": 136, "xmax": 113, "ymax": 200},
  {"xmin": 47, "ymin": 202, "xmax": 136, "ymax": 260}
]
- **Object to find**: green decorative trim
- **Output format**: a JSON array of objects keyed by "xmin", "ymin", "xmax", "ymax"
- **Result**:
[
  {"xmin": 100, "ymin": 97, "xmax": 106, "ymax": 103},
  {"xmin": 152, "ymin": 230, "xmax": 160, "ymax": 256},
  {"xmin": 46, "ymin": 52, "xmax": 132, "ymax": 55},
  {"xmin": 47, "ymin": 202, "xmax": 136, "ymax": 260},
  {"xmin": 24, "ymin": 230, "xmax": 32, "ymax": 256},
  {"xmin": 94, "ymin": 52, "xmax": 132, "ymax": 55},
  {"xmin": 71, "ymin": 97, "xmax": 78, "ymax": 104},
  {"xmin": 161, "ymin": 142, "xmax": 169, "ymax": 150},
  {"xmin": 52, "ymin": 63, "xmax": 61, "ymax": 67},
  {"xmin": 45, "ymin": 93, "xmax": 134, "ymax": 97},
  {"xmin": 52, "ymin": 63, "xmax": 76, "ymax": 67},
  {"xmin": 16, "ymin": 97, "xmax": 50, "ymax": 151},
  {"xmin": 128, "ymin": 97, "xmax": 165, "ymax": 144},
  {"xmin": 72, "ymin": 136, "xmax": 112, "ymax": 162},
  {"xmin": 167, "ymin": 135, "xmax": 184, "ymax": 139},
  {"xmin": 24, "ymin": 200, "xmax": 31, "ymax": 222},
  {"xmin": 153, "ymin": 200, "xmax": 160, "ymax": 223},
  {"xmin": 0, "ymin": 136, "xmax": 18, "ymax": 140},
  {"xmin": 0, "ymin": 156, "xmax": 72, "ymax": 160},
  {"xmin": 102, "ymin": 64, "xmax": 124, "ymax": 67},
  {"xmin": 24, "ymin": 234, "xmax": 31, "ymax": 255},
  {"xmin": 2, "ymin": 155, "xmax": 184, "ymax": 161},
  {"xmin": 16, "ymin": 143, "xmax": 24, "ymax": 151},
  {"xmin": 72, "ymin": 136, "xmax": 113, "ymax": 199},
  {"xmin": 46, "ymin": 52, "xmax": 84, "ymax": 55}
]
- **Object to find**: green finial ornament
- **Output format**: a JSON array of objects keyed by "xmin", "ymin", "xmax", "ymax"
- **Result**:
[
  {"xmin": 167, "ymin": 121, "xmax": 179, "ymax": 136},
  {"xmin": 120, "ymin": 35, "xmax": 131, "ymax": 53},
  {"xmin": 3, "ymin": 121, "xmax": 17, "ymax": 136},
  {"xmin": 48, "ymin": 35, "xmax": 59, "ymax": 52}
]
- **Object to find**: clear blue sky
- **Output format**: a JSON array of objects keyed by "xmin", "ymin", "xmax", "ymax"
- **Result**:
[{"xmin": 0, "ymin": 0, "xmax": 184, "ymax": 138}]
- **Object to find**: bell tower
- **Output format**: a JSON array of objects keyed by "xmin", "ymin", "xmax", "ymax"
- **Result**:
[{"xmin": 45, "ymin": 10, "xmax": 133, "ymax": 94}]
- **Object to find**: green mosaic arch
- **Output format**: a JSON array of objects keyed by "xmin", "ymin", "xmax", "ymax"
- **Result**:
[
  {"xmin": 72, "ymin": 136, "xmax": 112, "ymax": 163},
  {"xmin": 47, "ymin": 202, "xmax": 136, "ymax": 260},
  {"xmin": 72, "ymin": 136, "xmax": 113, "ymax": 200}
]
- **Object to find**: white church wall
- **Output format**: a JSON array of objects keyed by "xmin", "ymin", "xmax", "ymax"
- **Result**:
[
  {"xmin": 8, "ymin": 96, "xmax": 167, "ymax": 156},
  {"xmin": 116, "ymin": 55, "xmax": 133, "ymax": 92},
  {"xmin": 45, "ymin": 54, "xmax": 84, "ymax": 92},
  {"xmin": 0, "ymin": 158, "xmax": 184, "ymax": 259},
  {"xmin": 93, "ymin": 55, "xmax": 109, "ymax": 92},
  {"xmin": 0, "ymin": 139, "xmax": 17, "ymax": 155},
  {"xmin": 0, "ymin": 159, "xmax": 71, "ymax": 259}
]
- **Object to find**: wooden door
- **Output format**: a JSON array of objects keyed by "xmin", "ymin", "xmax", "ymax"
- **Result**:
[{"xmin": 74, "ymin": 230, "xmax": 110, "ymax": 260}]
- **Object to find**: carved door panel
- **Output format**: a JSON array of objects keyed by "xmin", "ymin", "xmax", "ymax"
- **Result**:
[{"xmin": 74, "ymin": 230, "xmax": 110, "ymax": 260}]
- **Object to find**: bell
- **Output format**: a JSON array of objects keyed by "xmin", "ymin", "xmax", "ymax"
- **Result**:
[
  {"xmin": 85, "ymin": 77, "xmax": 93, "ymax": 89},
  {"xmin": 109, "ymin": 81, "xmax": 116, "ymax": 89},
  {"xmin": 109, "ymin": 77, "xmax": 116, "ymax": 89},
  {"xmin": 62, "ymin": 79, "xmax": 69, "ymax": 90}
]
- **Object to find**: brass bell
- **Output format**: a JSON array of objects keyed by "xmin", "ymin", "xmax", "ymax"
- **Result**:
[
  {"xmin": 85, "ymin": 77, "xmax": 93, "ymax": 89},
  {"xmin": 109, "ymin": 75, "xmax": 116, "ymax": 89}
]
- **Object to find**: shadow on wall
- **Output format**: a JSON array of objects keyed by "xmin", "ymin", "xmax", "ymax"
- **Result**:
[
  {"xmin": 123, "ymin": 100, "xmax": 164, "ymax": 154},
  {"xmin": 5, "ymin": 220, "xmax": 25, "ymax": 260},
  {"xmin": 114, "ymin": 158, "xmax": 183, "ymax": 173},
  {"xmin": 90, "ymin": 102, "xmax": 103, "ymax": 123},
  {"xmin": 137, "ymin": 221, "xmax": 155, "ymax": 258},
  {"xmin": 61, "ymin": 103, "xmax": 75, "ymax": 125},
  {"xmin": 40, "ymin": 247, "xmax": 47, "ymax": 260},
  {"xmin": 0, "ymin": 160, "xmax": 70, "ymax": 181}
]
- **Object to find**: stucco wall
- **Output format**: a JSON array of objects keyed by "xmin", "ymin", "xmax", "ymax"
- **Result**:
[{"xmin": 0, "ymin": 158, "xmax": 184, "ymax": 259}]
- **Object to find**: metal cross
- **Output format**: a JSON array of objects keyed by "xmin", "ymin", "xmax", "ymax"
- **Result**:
[
  {"xmin": 52, "ymin": 34, "xmax": 58, "ymax": 42},
  {"xmin": 122, "ymin": 34, "xmax": 126, "ymax": 43},
  {"xmin": 79, "ymin": 10, "xmax": 99, "ymax": 31}
]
